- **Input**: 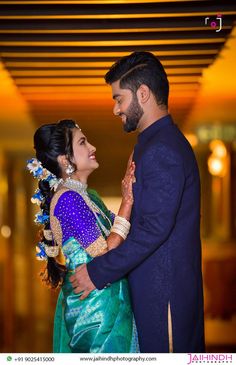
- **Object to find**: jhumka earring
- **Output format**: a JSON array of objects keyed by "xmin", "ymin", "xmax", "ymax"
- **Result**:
[{"xmin": 65, "ymin": 164, "xmax": 75, "ymax": 176}]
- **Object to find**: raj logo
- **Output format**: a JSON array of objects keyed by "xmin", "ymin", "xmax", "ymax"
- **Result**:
[{"xmin": 205, "ymin": 14, "xmax": 223, "ymax": 32}]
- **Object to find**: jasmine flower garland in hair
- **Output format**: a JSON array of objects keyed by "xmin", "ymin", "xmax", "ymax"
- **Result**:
[
  {"xmin": 36, "ymin": 242, "xmax": 47, "ymax": 261},
  {"xmin": 31, "ymin": 189, "xmax": 44, "ymax": 206},
  {"xmin": 47, "ymin": 175, "xmax": 62, "ymax": 191},
  {"xmin": 27, "ymin": 159, "xmax": 62, "ymax": 195},
  {"xmin": 34, "ymin": 212, "xmax": 50, "ymax": 225},
  {"xmin": 27, "ymin": 158, "xmax": 47, "ymax": 179},
  {"xmin": 26, "ymin": 157, "xmax": 60, "ymax": 261},
  {"xmin": 27, "ymin": 157, "xmax": 62, "ymax": 224},
  {"xmin": 27, "ymin": 157, "xmax": 56, "ymax": 224},
  {"xmin": 26, "ymin": 158, "xmax": 61, "ymax": 190}
]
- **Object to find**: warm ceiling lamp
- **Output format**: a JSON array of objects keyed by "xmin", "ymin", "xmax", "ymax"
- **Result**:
[{"xmin": 208, "ymin": 140, "xmax": 227, "ymax": 177}]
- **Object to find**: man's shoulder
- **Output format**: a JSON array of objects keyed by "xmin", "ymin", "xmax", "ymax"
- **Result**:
[
  {"xmin": 155, "ymin": 122, "xmax": 194, "ymax": 155},
  {"xmin": 141, "ymin": 139, "xmax": 183, "ymax": 168},
  {"xmin": 141, "ymin": 123, "xmax": 196, "ymax": 168}
]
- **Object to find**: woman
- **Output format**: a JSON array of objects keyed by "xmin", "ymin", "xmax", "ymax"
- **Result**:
[{"xmin": 27, "ymin": 119, "xmax": 139, "ymax": 353}]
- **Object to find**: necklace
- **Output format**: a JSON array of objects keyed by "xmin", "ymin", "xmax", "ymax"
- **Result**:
[
  {"xmin": 62, "ymin": 178, "xmax": 88, "ymax": 195},
  {"xmin": 61, "ymin": 178, "xmax": 112, "ymax": 237}
]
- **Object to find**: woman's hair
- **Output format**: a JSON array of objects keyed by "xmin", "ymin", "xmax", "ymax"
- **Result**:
[{"xmin": 34, "ymin": 119, "xmax": 77, "ymax": 288}]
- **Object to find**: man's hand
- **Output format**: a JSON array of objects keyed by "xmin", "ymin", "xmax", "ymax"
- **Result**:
[{"xmin": 69, "ymin": 264, "xmax": 96, "ymax": 300}]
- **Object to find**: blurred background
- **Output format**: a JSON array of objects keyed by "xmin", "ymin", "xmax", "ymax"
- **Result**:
[{"xmin": 0, "ymin": 0, "xmax": 236, "ymax": 353}]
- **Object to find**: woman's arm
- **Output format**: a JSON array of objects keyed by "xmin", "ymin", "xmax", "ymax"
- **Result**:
[{"xmin": 106, "ymin": 156, "xmax": 135, "ymax": 251}]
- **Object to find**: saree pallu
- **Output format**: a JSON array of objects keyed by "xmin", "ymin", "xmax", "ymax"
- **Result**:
[
  {"xmin": 50, "ymin": 189, "xmax": 139, "ymax": 353},
  {"xmin": 52, "ymin": 189, "xmax": 139, "ymax": 353}
]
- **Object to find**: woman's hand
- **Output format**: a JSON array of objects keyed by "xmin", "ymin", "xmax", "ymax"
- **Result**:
[
  {"xmin": 121, "ymin": 154, "xmax": 136, "ymax": 206},
  {"xmin": 107, "ymin": 153, "xmax": 136, "ymax": 250}
]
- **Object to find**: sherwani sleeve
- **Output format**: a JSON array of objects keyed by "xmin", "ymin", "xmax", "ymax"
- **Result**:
[{"xmin": 87, "ymin": 143, "xmax": 185, "ymax": 289}]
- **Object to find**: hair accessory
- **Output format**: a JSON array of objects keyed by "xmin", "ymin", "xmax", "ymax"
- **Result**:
[
  {"xmin": 27, "ymin": 158, "xmax": 51, "ymax": 180},
  {"xmin": 31, "ymin": 189, "xmax": 44, "ymax": 206},
  {"xmin": 35, "ymin": 242, "xmax": 59, "ymax": 260},
  {"xmin": 65, "ymin": 164, "xmax": 75, "ymax": 176},
  {"xmin": 43, "ymin": 229, "xmax": 53, "ymax": 241},
  {"xmin": 27, "ymin": 157, "xmax": 62, "ymax": 262},
  {"xmin": 34, "ymin": 212, "xmax": 50, "ymax": 225},
  {"xmin": 27, "ymin": 157, "xmax": 62, "ymax": 191},
  {"xmin": 75, "ymin": 123, "xmax": 81, "ymax": 130},
  {"xmin": 48, "ymin": 177, "xmax": 62, "ymax": 191},
  {"xmin": 36, "ymin": 242, "xmax": 47, "ymax": 261},
  {"xmin": 44, "ymin": 244, "xmax": 60, "ymax": 258},
  {"xmin": 27, "ymin": 158, "xmax": 61, "ymax": 230}
]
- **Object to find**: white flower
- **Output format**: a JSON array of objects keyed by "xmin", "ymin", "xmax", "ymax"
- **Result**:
[
  {"xmin": 49, "ymin": 177, "xmax": 62, "ymax": 191},
  {"xmin": 27, "ymin": 158, "xmax": 42, "ymax": 173}
]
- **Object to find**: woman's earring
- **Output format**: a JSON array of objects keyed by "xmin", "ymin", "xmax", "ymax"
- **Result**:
[{"xmin": 65, "ymin": 164, "xmax": 75, "ymax": 177}]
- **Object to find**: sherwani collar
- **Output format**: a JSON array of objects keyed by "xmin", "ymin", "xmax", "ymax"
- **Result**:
[{"xmin": 138, "ymin": 114, "xmax": 173, "ymax": 145}]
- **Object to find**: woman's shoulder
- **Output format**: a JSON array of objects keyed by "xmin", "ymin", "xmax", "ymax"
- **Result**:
[
  {"xmin": 53, "ymin": 188, "xmax": 82, "ymax": 203},
  {"xmin": 50, "ymin": 188, "xmax": 86, "ymax": 215}
]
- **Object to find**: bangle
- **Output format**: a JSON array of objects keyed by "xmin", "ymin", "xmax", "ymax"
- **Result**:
[
  {"xmin": 110, "ymin": 215, "xmax": 131, "ymax": 240},
  {"xmin": 110, "ymin": 226, "xmax": 127, "ymax": 240},
  {"xmin": 114, "ymin": 215, "xmax": 131, "ymax": 230}
]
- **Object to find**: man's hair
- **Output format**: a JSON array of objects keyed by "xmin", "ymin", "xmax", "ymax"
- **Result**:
[{"xmin": 105, "ymin": 51, "xmax": 169, "ymax": 108}]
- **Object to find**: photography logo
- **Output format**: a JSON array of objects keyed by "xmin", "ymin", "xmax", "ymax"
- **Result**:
[
  {"xmin": 205, "ymin": 14, "xmax": 223, "ymax": 32},
  {"xmin": 187, "ymin": 353, "xmax": 233, "ymax": 365}
]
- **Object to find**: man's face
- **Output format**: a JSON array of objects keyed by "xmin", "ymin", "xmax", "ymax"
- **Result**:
[{"xmin": 111, "ymin": 80, "xmax": 144, "ymax": 132}]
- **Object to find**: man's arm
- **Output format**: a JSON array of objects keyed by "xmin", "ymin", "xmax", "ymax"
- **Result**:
[{"xmin": 87, "ymin": 143, "xmax": 185, "ymax": 289}]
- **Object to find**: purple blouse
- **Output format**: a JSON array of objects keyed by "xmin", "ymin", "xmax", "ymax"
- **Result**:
[{"xmin": 54, "ymin": 190, "xmax": 103, "ymax": 249}]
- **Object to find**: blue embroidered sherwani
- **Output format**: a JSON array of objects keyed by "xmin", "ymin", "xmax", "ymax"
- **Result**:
[{"xmin": 87, "ymin": 115, "xmax": 205, "ymax": 353}]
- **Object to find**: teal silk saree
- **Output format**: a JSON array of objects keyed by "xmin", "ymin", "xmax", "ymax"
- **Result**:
[{"xmin": 50, "ymin": 186, "xmax": 139, "ymax": 353}]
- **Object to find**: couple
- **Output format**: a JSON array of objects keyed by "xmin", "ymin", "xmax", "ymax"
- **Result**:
[{"xmin": 29, "ymin": 52, "xmax": 205, "ymax": 353}]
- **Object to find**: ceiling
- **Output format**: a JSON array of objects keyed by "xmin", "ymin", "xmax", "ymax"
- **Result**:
[
  {"xmin": 0, "ymin": 0, "xmax": 235, "ymax": 124},
  {"xmin": 0, "ymin": 0, "xmax": 235, "ymax": 194}
]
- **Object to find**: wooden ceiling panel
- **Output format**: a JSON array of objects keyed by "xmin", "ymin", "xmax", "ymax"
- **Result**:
[{"xmin": 0, "ymin": 0, "xmax": 235, "ymax": 129}]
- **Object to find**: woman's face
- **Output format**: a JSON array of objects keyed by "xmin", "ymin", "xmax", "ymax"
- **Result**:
[{"xmin": 71, "ymin": 128, "xmax": 99, "ymax": 178}]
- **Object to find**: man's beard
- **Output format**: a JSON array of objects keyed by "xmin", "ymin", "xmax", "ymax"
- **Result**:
[{"xmin": 121, "ymin": 94, "xmax": 144, "ymax": 133}]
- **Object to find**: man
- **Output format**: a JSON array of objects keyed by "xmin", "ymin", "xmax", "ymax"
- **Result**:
[{"xmin": 70, "ymin": 51, "xmax": 205, "ymax": 352}]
